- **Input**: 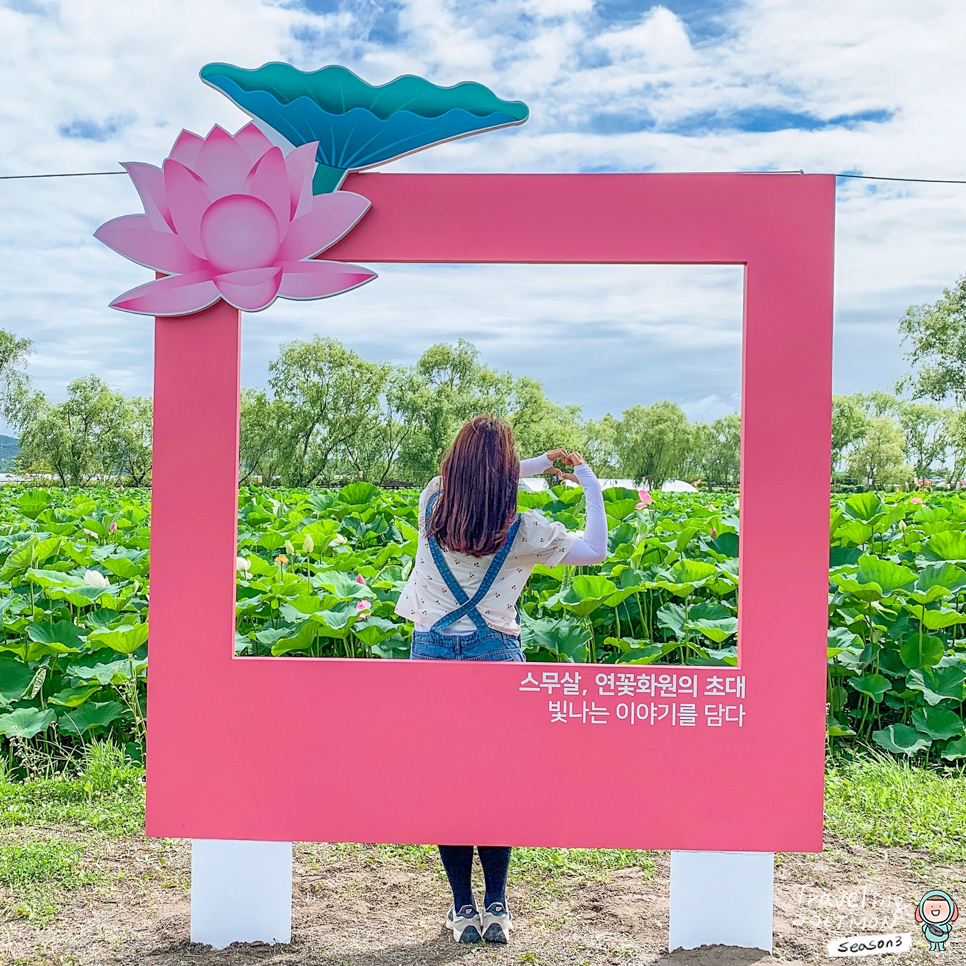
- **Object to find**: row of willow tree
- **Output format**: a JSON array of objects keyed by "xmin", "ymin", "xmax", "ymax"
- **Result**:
[
  {"xmin": 8, "ymin": 268, "xmax": 966, "ymax": 488},
  {"xmin": 8, "ymin": 335, "xmax": 739, "ymax": 488}
]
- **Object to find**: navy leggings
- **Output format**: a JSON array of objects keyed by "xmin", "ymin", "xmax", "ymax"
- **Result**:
[
  {"xmin": 438, "ymin": 845, "xmax": 511, "ymax": 911},
  {"xmin": 421, "ymin": 493, "xmax": 518, "ymax": 913}
]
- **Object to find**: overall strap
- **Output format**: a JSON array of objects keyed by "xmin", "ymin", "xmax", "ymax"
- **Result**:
[{"xmin": 425, "ymin": 491, "xmax": 522, "ymax": 633}]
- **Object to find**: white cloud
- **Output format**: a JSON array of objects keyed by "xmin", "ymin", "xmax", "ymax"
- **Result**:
[
  {"xmin": 1, "ymin": 0, "xmax": 965, "ymax": 431},
  {"xmin": 597, "ymin": 6, "xmax": 696, "ymax": 68}
]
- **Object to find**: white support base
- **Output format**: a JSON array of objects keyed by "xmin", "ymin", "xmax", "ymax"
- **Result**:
[
  {"xmin": 190, "ymin": 840, "xmax": 292, "ymax": 948},
  {"xmin": 669, "ymin": 850, "xmax": 773, "ymax": 953}
]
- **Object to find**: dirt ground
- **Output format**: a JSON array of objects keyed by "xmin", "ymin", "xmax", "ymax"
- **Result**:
[{"xmin": 0, "ymin": 833, "xmax": 963, "ymax": 965}]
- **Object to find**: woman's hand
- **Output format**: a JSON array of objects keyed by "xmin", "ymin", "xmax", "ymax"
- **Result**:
[
  {"xmin": 564, "ymin": 451, "xmax": 587, "ymax": 467},
  {"xmin": 547, "ymin": 466, "xmax": 579, "ymax": 484},
  {"xmin": 544, "ymin": 449, "xmax": 578, "ymax": 484}
]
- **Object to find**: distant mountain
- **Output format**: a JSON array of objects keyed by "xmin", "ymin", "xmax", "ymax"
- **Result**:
[{"xmin": 0, "ymin": 436, "xmax": 19, "ymax": 471}]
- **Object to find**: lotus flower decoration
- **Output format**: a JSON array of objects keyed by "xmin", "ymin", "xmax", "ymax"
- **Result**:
[
  {"xmin": 200, "ymin": 62, "xmax": 529, "ymax": 194},
  {"xmin": 95, "ymin": 122, "xmax": 377, "ymax": 316}
]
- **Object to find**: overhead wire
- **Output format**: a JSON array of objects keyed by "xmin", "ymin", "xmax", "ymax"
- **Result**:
[
  {"xmin": 1, "ymin": 170, "xmax": 966, "ymax": 183},
  {"xmin": 0, "ymin": 170, "xmax": 125, "ymax": 180}
]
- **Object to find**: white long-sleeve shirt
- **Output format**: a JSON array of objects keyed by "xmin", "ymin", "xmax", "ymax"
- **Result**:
[
  {"xmin": 395, "ymin": 453, "xmax": 609, "ymax": 635},
  {"xmin": 519, "ymin": 454, "xmax": 607, "ymax": 566}
]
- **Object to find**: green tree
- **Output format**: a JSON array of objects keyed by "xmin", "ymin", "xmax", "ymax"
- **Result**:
[
  {"xmin": 112, "ymin": 396, "xmax": 153, "ymax": 485},
  {"xmin": 898, "ymin": 273, "xmax": 966, "ymax": 403},
  {"xmin": 265, "ymin": 337, "xmax": 388, "ymax": 486},
  {"xmin": 507, "ymin": 376, "xmax": 585, "ymax": 462},
  {"xmin": 688, "ymin": 413, "xmax": 741, "ymax": 485},
  {"xmin": 395, "ymin": 340, "xmax": 515, "ymax": 484},
  {"xmin": 0, "ymin": 329, "xmax": 33, "ymax": 428},
  {"xmin": 831, "ymin": 394, "xmax": 869, "ymax": 472},
  {"xmin": 239, "ymin": 389, "xmax": 287, "ymax": 485},
  {"xmin": 17, "ymin": 376, "xmax": 126, "ymax": 485},
  {"xmin": 945, "ymin": 409, "xmax": 966, "ymax": 485},
  {"xmin": 341, "ymin": 368, "xmax": 417, "ymax": 484},
  {"xmin": 583, "ymin": 414, "xmax": 621, "ymax": 477},
  {"xmin": 614, "ymin": 401, "xmax": 690, "ymax": 487},
  {"xmin": 846, "ymin": 415, "xmax": 910, "ymax": 488},
  {"xmin": 895, "ymin": 400, "xmax": 947, "ymax": 480}
]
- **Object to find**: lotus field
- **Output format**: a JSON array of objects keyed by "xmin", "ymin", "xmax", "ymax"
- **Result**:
[{"xmin": 1, "ymin": 482, "xmax": 966, "ymax": 769}]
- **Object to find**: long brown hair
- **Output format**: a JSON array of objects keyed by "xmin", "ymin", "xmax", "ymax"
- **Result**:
[{"xmin": 427, "ymin": 414, "xmax": 519, "ymax": 556}]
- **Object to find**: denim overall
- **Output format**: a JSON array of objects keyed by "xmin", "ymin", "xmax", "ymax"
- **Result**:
[{"xmin": 410, "ymin": 492, "xmax": 526, "ymax": 663}]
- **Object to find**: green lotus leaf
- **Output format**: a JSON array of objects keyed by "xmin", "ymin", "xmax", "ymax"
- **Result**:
[
  {"xmin": 57, "ymin": 701, "xmax": 126, "ymax": 736},
  {"xmin": 26, "ymin": 620, "xmax": 86, "ymax": 651},
  {"xmin": 856, "ymin": 554, "xmax": 916, "ymax": 594},
  {"xmin": 48, "ymin": 684, "xmax": 101, "ymax": 708},
  {"xmin": 270, "ymin": 620, "xmax": 318, "ymax": 656},
  {"xmin": 912, "ymin": 705, "xmax": 964, "ymax": 740},
  {"xmin": 67, "ymin": 657, "xmax": 146, "ymax": 686},
  {"xmin": 941, "ymin": 735, "xmax": 966, "ymax": 760},
  {"xmin": 872, "ymin": 723, "xmax": 930, "ymax": 756},
  {"xmin": 923, "ymin": 530, "xmax": 966, "ymax": 561},
  {"xmin": 86, "ymin": 623, "xmax": 148, "ymax": 655},
  {"xmin": 351, "ymin": 616, "xmax": 398, "ymax": 648},
  {"xmin": 906, "ymin": 665, "xmax": 966, "ymax": 705},
  {"xmin": 521, "ymin": 613, "xmax": 590, "ymax": 662},
  {"xmin": 899, "ymin": 634, "xmax": 945, "ymax": 669},
  {"xmin": 844, "ymin": 492, "xmax": 883, "ymax": 522},
  {"xmin": 919, "ymin": 608, "xmax": 966, "ymax": 631},
  {"xmin": 689, "ymin": 617, "xmax": 738, "ymax": 644},
  {"xmin": 848, "ymin": 673, "xmax": 891, "ymax": 703},
  {"xmin": 0, "ymin": 707, "xmax": 56, "ymax": 739},
  {"xmin": 16, "ymin": 489, "xmax": 51, "ymax": 519},
  {"xmin": 0, "ymin": 656, "xmax": 33, "ymax": 706},
  {"xmin": 201, "ymin": 62, "xmax": 528, "ymax": 193},
  {"xmin": 826, "ymin": 713, "xmax": 856, "ymax": 737}
]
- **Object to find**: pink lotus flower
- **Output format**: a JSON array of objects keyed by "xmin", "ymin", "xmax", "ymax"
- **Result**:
[
  {"xmin": 355, "ymin": 574, "xmax": 366, "ymax": 585},
  {"xmin": 355, "ymin": 600, "xmax": 372, "ymax": 617},
  {"xmin": 636, "ymin": 488, "xmax": 653, "ymax": 509},
  {"xmin": 95, "ymin": 123, "xmax": 377, "ymax": 316},
  {"xmin": 911, "ymin": 497, "xmax": 924, "ymax": 504}
]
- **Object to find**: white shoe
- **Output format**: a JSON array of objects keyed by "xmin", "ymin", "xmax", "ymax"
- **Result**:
[
  {"xmin": 445, "ymin": 904, "xmax": 482, "ymax": 943},
  {"xmin": 482, "ymin": 901, "xmax": 512, "ymax": 942}
]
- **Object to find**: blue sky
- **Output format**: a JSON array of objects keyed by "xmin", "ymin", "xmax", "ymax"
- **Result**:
[{"xmin": 1, "ymin": 0, "xmax": 965, "ymax": 428}]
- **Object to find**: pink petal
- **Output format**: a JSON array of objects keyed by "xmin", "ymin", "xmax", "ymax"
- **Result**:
[
  {"xmin": 194, "ymin": 125, "xmax": 254, "ymax": 196},
  {"xmin": 245, "ymin": 147, "xmax": 291, "ymax": 241},
  {"xmin": 94, "ymin": 214, "xmax": 206, "ymax": 275},
  {"xmin": 284, "ymin": 142, "xmax": 319, "ymax": 219},
  {"xmin": 213, "ymin": 267, "xmax": 282, "ymax": 311},
  {"xmin": 277, "ymin": 260, "xmax": 376, "ymax": 300},
  {"xmin": 163, "ymin": 159, "xmax": 211, "ymax": 259},
  {"xmin": 234, "ymin": 122, "xmax": 274, "ymax": 164},
  {"xmin": 121, "ymin": 162, "xmax": 173, "ymax": 232},
  {"xmin": 110, "ymin": 271, "xmax": 220, "ymax": 317},
  {"xmin": 276, "ymin": 191, "xmax": 371, "ymax": 261},
  {"xmin": 169, "ymin": 130, "xmax": 205, "ymax": 169}
]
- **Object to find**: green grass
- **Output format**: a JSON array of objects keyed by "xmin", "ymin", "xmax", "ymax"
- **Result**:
[
  {"xmin": 0, "ymin": 743, "xmax": 144, "ymax": 837},
  {"xmin": 0, "ymin": 750, "xmax": 964, "ymax": 926},
  {"xmin": 326, "ymin": 841, "xmax": 655, "ymax": 884},
  {"xmin": 0, "ymin": 838, "xmax": 97, "ymax": 921},
  {"xmin": 825, "ymin": 754, "xmax": 966, "ymax": 862}
]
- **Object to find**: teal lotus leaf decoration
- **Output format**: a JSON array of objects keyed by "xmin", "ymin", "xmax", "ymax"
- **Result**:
[{"xmin": 200, "ymin": 62, "xmax": 529, "ymax": 194}]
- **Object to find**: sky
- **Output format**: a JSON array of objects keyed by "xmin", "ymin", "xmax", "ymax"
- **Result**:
[{"xmin": 2, "ymin": 0, "xmax": 965, "ymax": 429}]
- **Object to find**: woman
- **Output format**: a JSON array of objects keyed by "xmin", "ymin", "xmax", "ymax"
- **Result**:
[{"xmin": 395, "ymin": 414, "xmax": 608, "ymax": 944}]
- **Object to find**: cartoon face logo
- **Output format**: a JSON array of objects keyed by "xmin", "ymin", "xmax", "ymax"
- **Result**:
[{"xmin": 916, "ymin": 890, "xmax": 958, "ymax": 952}]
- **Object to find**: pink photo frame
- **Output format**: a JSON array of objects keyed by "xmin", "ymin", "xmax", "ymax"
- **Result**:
[{"xmin": 146, "ymin": 172, "xmax": 834, "ymax": 852}]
